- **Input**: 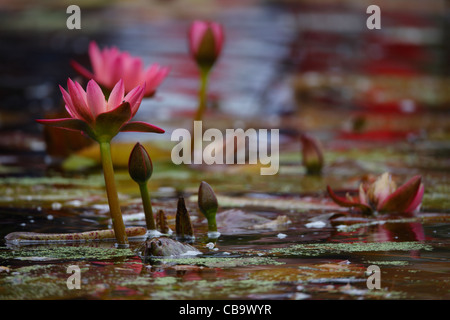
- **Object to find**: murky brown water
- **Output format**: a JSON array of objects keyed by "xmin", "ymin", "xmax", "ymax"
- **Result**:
[{"xmin": 0, "ymin": 0, "xmax": 449, "ymax": 302}]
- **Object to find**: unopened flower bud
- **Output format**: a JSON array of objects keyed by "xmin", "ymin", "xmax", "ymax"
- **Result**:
[
  {"xmin": 128, "ymin": 142, "xmax": 153, "ymax": 184},
  {"xmin": 189, "ymin": 20, "xmax": 224, "ymax": 71},
  {"xmin": 198, "ymin": 181, "xmax": 218, "ymax": 232}
]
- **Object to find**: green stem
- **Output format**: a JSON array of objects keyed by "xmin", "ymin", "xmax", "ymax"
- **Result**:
[
  {"xmin": 191, "ymin": 68, "xmax": 210, "ymax": 156},
  {"xmin": 139, "ymin": 182, "xmax": 156, "ymax": 230},
  {"xmin": 99, "ymin": 141, "xmax": 128, "ymax": 247},
  {"xmin": 194, "ymin": 68, "xmax": 210, "ymax": 122},
  {"xmin": 206, "ymin": 214, "xmax": 217, "ymax": 233}
]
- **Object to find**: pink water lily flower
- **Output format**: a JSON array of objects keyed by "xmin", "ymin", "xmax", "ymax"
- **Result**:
[
  {"xmin": 189, "ymin": 20, "xmax": 224, "ymax": 70},
  {"xmin": 71, "ymin": 41, "xmax": 170, "ymax": 97},
  {"xmin": 36, "ymin": 78, "xmax": 164, "ymax": 143},
  {"xmin": 327, "ymin": 172, "xmax": 424, "ymax": 215}
]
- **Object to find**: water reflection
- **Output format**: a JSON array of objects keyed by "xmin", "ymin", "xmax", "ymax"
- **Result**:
[{"xmin": 374, "ymin": 221, "xmax": 426, "ymax": 242}]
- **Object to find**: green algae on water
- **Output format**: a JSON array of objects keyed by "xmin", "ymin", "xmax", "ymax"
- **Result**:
[
  {"xmin": 365, "ymin": 260, "xmax": 410, "ymax": 266},
  {"xmin": 149, "ymin": 278, "xmax": 279, "ymax": 300},
  {"xmin": 154, "ymin": 256, "xmax": 285, "ymax": 268},
  {"xmin": 269, "ymin": 241, "xmax": 433, "ymax": 257},
  {"xmin": 0, "ymin": 175, "xmax": 105, "ymax": 187},
  {"xmin": 0, "ymin": 246, "xmax": 135, "ymax": 261}
]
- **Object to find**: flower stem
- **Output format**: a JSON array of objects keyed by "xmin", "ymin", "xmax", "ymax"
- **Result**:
[
  {"xmin": 206, "ymin": 217, "xmax": 218, "ymax": 233},
  {"xmin": 194, "ymin": 68, "xmax": 210, "ymax": 122},
  {"xmin": 99, "ymin": 141, "xmax": 128, "ymax": 247},
  {"xmin": 138, "ymin": 182, "xmax": 156, "ymax": 230}
]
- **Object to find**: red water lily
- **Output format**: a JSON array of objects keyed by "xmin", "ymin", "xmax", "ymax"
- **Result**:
[
  {"xmin": 71, "ymin": 41, "xmax": 170, "ymax": 97},
  {"xmin": 36, "ymin": 78, "xmax": 164, "ymax": 143},
  {"xmin": 327, "ymin": 172, "xmax": 424, "ymax": 215}
]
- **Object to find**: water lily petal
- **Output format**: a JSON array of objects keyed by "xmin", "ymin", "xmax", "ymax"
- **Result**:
[
  {"xmin": 404, "ymin": 183, "xmax": 425, "ymax": 213},
  {"xmin": 359, "ymin": 184, "xmax": 369, "ymax": 206},
  {"xmin": 368, "ymin": 172, "xmax": 397, "ymax": 208},
  {"xmin": 124, "ymin": 57, "xmax": 143, "ymax": 90},
  {"xmin": 327, "ymin": 186, "xmax": 373, "ymax": 215},
  {"xmin": 378, "ymin": 175, "xmax": 423, "ymax": 214},
  {"xmin": 67, "ymin": 79, "xmax": 93, "ymax": 123},
  {"xmin": 59, "ymin": 85, "xmax": 77, "ymax": 118},
  {"xmin": 189, "ymin": 20, "xmax": 209, "ymax": 55},
  {"xmin": 124, "ymin": 84, "xmax": 145, "ymax": 117},
  {"xmin": 72, "ymin": 42, "xmax": 168, "ymax": 96},
  {"xmin": 210, "ymin": 22, "xmax": 224, "ymax": 55},
  {"xmin": 143, "ymin": 64, "xmax": 170, "ymax": 96},
  {"xmin": 108, "ymin": 53, "xmax": 128, "ymax": 91},
  {"xmin": 86, "ymin": 80, "xmax": 106, "ymax": 117},
  {"xmin": 120, "ymin": 121, "xmax": 165, "ymax": 134},
  {"xmin": 108, "ymin": 79, "xmax": 125, "ymax": 111},
  {"xmin": 89, "ymin": 41, "xmax": 104, "ymax": 78}
]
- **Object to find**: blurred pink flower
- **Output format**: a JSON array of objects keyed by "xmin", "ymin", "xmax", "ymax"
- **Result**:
[
  {"xmin": 36, "ymin": 78, "xmax": 164, "ymax": 142},
  {"xmin": 188, "ymin": 20, "xmax": 224, "ymax": 70},
  {"xmin": 327, "ymin": 172, "xmax": 424, "ymax": 215},
  {"xmin": 71, "ymin": 41, "xmax": 170, "ymax": 97}
]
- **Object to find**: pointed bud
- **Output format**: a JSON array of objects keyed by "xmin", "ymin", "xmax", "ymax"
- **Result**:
[
  {"xmin": 300, "ymin": 133, "xmax": 324, "ymax": 175},
  {"xmin": 128, "ymin": 142, "xmax": 153, "ymax": 184},
  {"xmin": 198, "ymin": 181, "xmax": 218, "ymax": 232},
  {"xmin": 175, "ymin": 197, "xmax": 194, "ymax": 239}
]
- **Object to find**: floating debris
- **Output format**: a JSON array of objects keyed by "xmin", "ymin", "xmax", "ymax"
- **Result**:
[
  {"xmin": 4, "ymin": 227, "xmax": 147, "ymax": 244},
  {"xmin": 250, "ymin": 215, "xmax": 291, "ymax": 230},
  {"xmin": 305, "ymin": 221, "xmax": 327, "ymax": 228}
]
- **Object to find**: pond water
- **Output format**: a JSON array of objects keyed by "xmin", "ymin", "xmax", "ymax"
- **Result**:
[{"xmin": 0, "ymin": 0, "xmax": 449, "ymax": 301}]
